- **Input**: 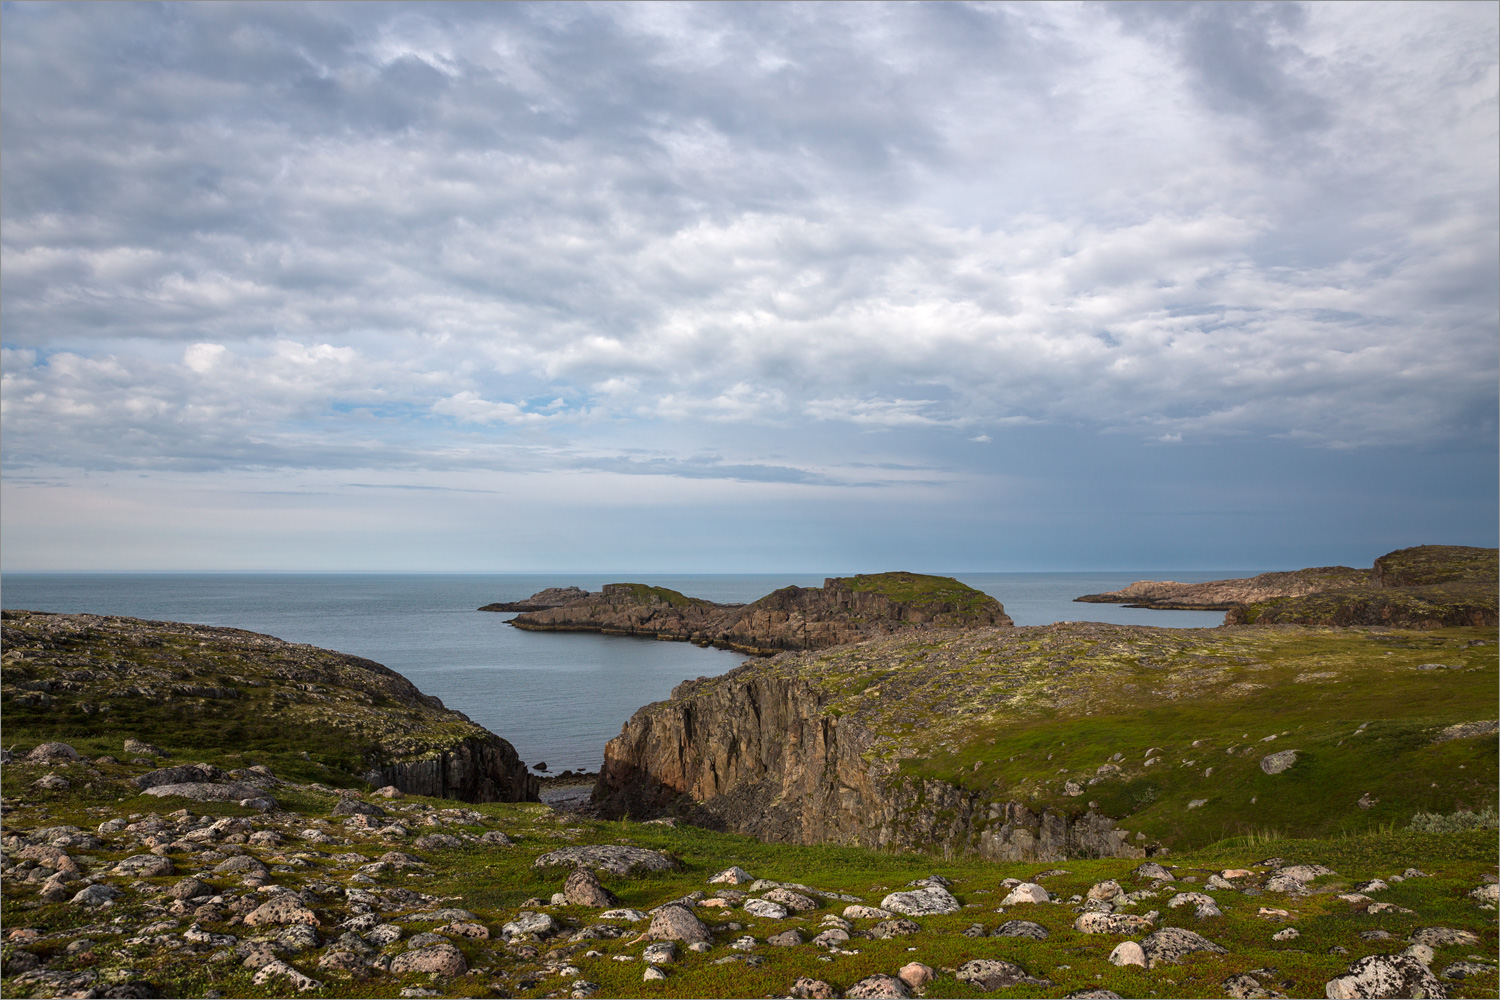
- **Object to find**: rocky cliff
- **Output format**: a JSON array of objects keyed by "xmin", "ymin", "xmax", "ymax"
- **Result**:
[
  {"xmin": 0, "ymin": 610, "xmax": 538, "ymax": 804},
  {"xmin": 479, "ymin": 586, "xmax": 594, "ymax": 612},
  {"xmin": 1225, "ymin": 545, "xmax": 1497, "ymax": 628},
  {"xmin": 1074, "ymin": 566, "xmax": 1371, "ymax": 610},
  {"xmin": 510, "ymin": 572, "xmax": 1013, "ymax": 655},
  {"xmin": 594, "ymin": 617, "xmax": 1498, "ymax": 856}
]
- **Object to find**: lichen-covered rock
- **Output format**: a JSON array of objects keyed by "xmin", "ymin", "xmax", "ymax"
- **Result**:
[
  {"xmin": 1139, "ymin": 927, "xmax": 1227, "ymax": 968},
  {"xmin": 1075, "ymin": 912, "xmax": 1154, "ymax": 935},
  {"xmin": 25, "ymin": 742, "xmax": 81, "ymax": 762},
  {"xmin": 646, "ymin": 904, "xmax": 711, "ymax": 945},
  {"xmin": 881, "ymin": 885, "xmax": 960, "ymax": 916},
  {"xmin": 999, "ymin": 882, "xmax": 1050, "ymax": 905},
  {"xmin": 844, "ymin": 973, "xmax": 912, "ymax": 999},
  {"xmin": 993, "ymin": 919, "xmax": 1049, "ymax": 940},
  {"xmin": 243, "ymin": 896, "xmax": 320, "ymax": 927},
  {"xmin": 743, "ymin": 898, "xmax": 790, "ymax": 919},
  {"xmin": 1260, "ymin": 751, "xmax": 1298, "ymax": 775},
  {"xmin": 1109, "ymin": 941, "xmax": 1147, "ymax": 967},
  {"xmin": 389, "ymin": 941, "xmax": 467, "ymax": 977},
  {"xmin": 533, "ymin": 844, "xmax": 679, "ymax": 876},
  {"xmin": 1409, "ymin": 927, "xmax": 1481, "ymax": 948},
  {"xmin": 789, "ymin": 978, "xmax": 837, "ymax": 999},
  {"xmin": 564, "ymin": 868, "xmax": 619, "ymax": 907},
  {"xmin": 1325, "ymin": 954, "xmax": 1448, "ymax": 999},
  {"xmin": 956, "ymin": 958, "xmax": 1050, "ymax": 990}
]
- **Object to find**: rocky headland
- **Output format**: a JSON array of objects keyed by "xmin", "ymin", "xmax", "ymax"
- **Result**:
[
  {"xmin": 479, "ymin": 588, "xmax": 594, "ymax": 613},
  {"xmin": 503, "ymin": 573, "xmax": 1013, "ymax": 655},
  {"xmin": 1076, "ymin": 545, "xmax": 1497, "ymax": 629},
  {"xmin": 0, "ymin": 611, "xmax": 537, "ymax": 805}
]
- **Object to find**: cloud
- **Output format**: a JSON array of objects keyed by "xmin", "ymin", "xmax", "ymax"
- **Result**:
[{"xmin": 0, "ymin": 0, "xmax": 1494, "ymax": 488}]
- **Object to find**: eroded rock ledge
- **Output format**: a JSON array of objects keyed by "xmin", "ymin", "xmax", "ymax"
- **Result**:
[{"xmin": 505, "ymin": 573, "xmax": 1013, "ymax": 655}]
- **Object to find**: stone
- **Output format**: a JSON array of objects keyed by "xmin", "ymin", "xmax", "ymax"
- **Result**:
[
  {"xmin": 767, "ymin": 929, "xmax": 803, "ymax": 947},
  {"xmin": 332, "ymin": 799, "xmax": 386, "ymax": 818},
  {"xmin": 867, "ymin": 918, "xmax": 922, "ymax": 939},
  {"xmin": 844, "ymin": 973, "xmax": 912, "ymax": 999},
  {"xmin": 993, "ymin": 919, "xmax": 1049, "ymax": 940},
  {"xmin": 646, "ymin": 904, "xmax": 711, "ymax": 945},
  {"xmin": 810, "ymin": 928, "xmax": 849, "ymax": 947},
  {"xmin": 598, "ymin": 908, "xmax": 647, "ymax": 922},
  {"xmin": 373, "ymin": 785, "xmax": 403, "ymax": 798},
  {"xmin": 881, "ymin": 885, "xmax": 961, "ymax": 915},
  {"xmin": 243, "ymin": 896, "xmax": 320, "ymax": 927},
  {"xmin": 71, "ymin": 884, "xmax": 121, "ymax": 907},
  {"xmin": 533, "ymin": 844, "xmax": 679, "ymax": 876},
  {"xmin": 789, "ymin": 978, "xmax": 837, "ymax": 999},
  {"xmin": 142, "ymin": 782, "xmax": 274, "ymax": 805},
  {"xmin": 1409, "ymin": 927, "xmax": 1480, "ymax": 948},
  {"xmin": 1087, "ymin": 880, "xmax": 1124, "ymax": 901},
  {"xmin": 643, "ymin": 942, "xmax": 677, "ymax": 965},
  {"xmin": 1469, "ymin": 883, "xmax": 1500, "ymax": 903},
  {"xmin": 563, "ymin": 868, "xmax": 619, "ymax": 907},
  {"xmin": 898, "ymin": 962, "xmax": 934, "ymax": 990},
  {"xmin": 1109, "ymin": 941, "xmax": 1147, "ymax": 967},
  {"xmin": 213, "ymin": 855, "xmax": 269, "ymax": 876},
  {"xmin": 437, "ymin": 921, "xmax": 488, "ymax": 940},
  {"xmin": 124, "ymin": 738, "xmax": 166, "ymax": 757},
  {"xmin": 1272, "ymin": 928, "xmax": 1299, "ymax": 941},
  {"xmin": 479, "ymin": 830, "xmax": 513, "ymax": 846},
  {"xmin": 1168, "ymin": 891, "xmax": 1216, "ymax": 909},
  {"xmin": 1402, "ymin": 944, "xmax": 1435, "ymax": 966},
  {"xmin": 411, "ymin": 833, "xmax": 463, "ymax": 851},
  {"xmin": 1222, "ymin": 972, "xmax": 1285, "ymax": 999},
  {"xmin": 169, "ymin": 877, "xmax": 214, "ymax": 900},
  {"xmin": 1324, "ymin": 955, "xmax": 1447, "ymax": 999},
  {"xmin": 743, "ymin": 898, "xmax": 789, "ymax": 919},
  {"xmin": 1065, "ymin": 992, "xmax": 1123, "ymax": 999},
  {"xmin": 1260, "ymin": 750, "xmax": 1298, "ymax": 774},
  {"xmin": 999, "ymin": 882, "xmax": 1050, "ymax": 905},
  {"xmin": 276, "ymin": 924, "xmax": 322, "ymax": 952},
  {"xmin": 843, "ymin": 905, "xmax": 892, "ymax": 920},
  {"xmin": 642, "ymin": 965, "xmax": 667, "ymax": 982},
  {"xmin": 1139, "ymin": 927, "xmax": 1227, "ymax": 968},
  {"xmin": 34, "ymin": 774, "xmax": 71, "ymax": 790},
  {"xmin": 1134, "ymin": 862, "xmax": 1174, "ymax": 881},
  {"xmin": 389, "ymin": 942, "xmax": 467, "ymax": 976},
  {"xmin": 709, "ymin": 866, "xmax": 754, "ymax": 884},
  {"xmin": 365, "ymin": 924, "xmax": 403, "ymax": 946},
  {"xmin": 1270, "ymin": 864, "xmax": 1335, "ymax": 882},
  {"xmin": 763, "ymin": 887, "xmax": 818, "ymax": 911},
  {"xmin": 252, "ymin": 959, "xmax": 323, "ymax": 992},
  {"xmin": 316, "ymin": 951, "xmax": 372, "ymax": 977},
  {"xmin": 957, "ymin": 958, "xmax": 1049, "ymax": 990},
  {"xmin": 1074, "ymin": 912, "xmax": 1154, "ymax": 935},
  {"xmin": 500, "ymin": 912, "xmax": 557, "ymax": 939},
  {"xmin": 1441, "ymin": 961, "xmax": 1497, "ymax": 980},
  {"xmin": 114, "ymin": 854, "xmax": 175, "ymax": 878},
  {"xmin": 26, "ymin": 742, "xmax": 81, "ymax": 762}
]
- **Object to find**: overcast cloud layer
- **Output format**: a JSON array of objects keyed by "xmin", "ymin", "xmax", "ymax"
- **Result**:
[{"xmin": 2, "ymin": 1, "xmax": 1496, "ymax": 571}]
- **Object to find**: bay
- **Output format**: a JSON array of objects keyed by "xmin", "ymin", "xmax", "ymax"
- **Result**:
[{"xmin": 0, "ymin": 570, "xmax": 1250, "ymax": 772}]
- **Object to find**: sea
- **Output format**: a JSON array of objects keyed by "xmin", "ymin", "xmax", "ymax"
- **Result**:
[{"xmin": 0, "ymin": 571, "xmax": 1250, "ymax": 774}]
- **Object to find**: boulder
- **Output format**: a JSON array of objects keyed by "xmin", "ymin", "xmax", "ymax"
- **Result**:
[
  {"xmin": 33, "ymin": 774, "xmax": 70, "ymax": 791},
  {"xmin": 646, "ymin": 904, "xmax": 711, "ymax": 945},
  {"xmin": 479, "ymin": 830, "xmax": 513, "ymax": 846},
  {"xmin": 71, "ymin": 884, "xmax": 121, "ymax": 907},
  {"xmin": 880, "ymin": 885, "xmax": 961, "ymax": 916},
  {"xmin": 331, "ymin": 798, "xmax": 385, "ymax": 818},
  {"xmin": 993, "ymin": 919, "xmax": 1049, "ymax": 940},
  {"xmin": 898, "ymin": 963, "xmax": 934, "ymax": 991},
  {"xmin": 168, "ymin": 877, "xmax": 214, "ymax": 900},
  {"xmin": 142, "ymin": 782, "xmax": 273, "ymax": 805},
  {"xmin": 956, "ymin": 958, "xmax": 1050, "ymax": 990},
  {"xmin": 999, "ymin": 882, "xmax": 1050, "ymax": 905},
  {"xmin": 1087, "ymin": 880, "xmax": 1124, "ymax": 901},
  {"xmin": 789, "ymin": 978, "xmax": 837, "ymax": 999},
  {"xmin": 1109, "ymin": 941, "xmax": 1147, "ymax": 968},
  {"xmin": 1139, "ymin": 927, "xmax": 1227, "ymax": 968},
  {"xmin": 1134, "ymin": 862, "xmax": 1174, "ymax": 881},
  {"xmin": 743, "ymin": 898, "xmax": 789, "ymax": 919},
  {"xmin": 533, "ymin": 844, "xmax": 679, "ymax": 876},
  {"xmin": 1325, "ymin": 955, "xmax": 1448, "ymax": 999},
  {"xmin": 867, "ymin": 919, "xmax": 922, "ymax": 939},
  {"xmin": 26, "ymin": 742, "xmax": 81, "ymax": 762},
  {"xmin": 114, "ymin": 854, "xmax": 175, "ymax": 878},
  {"xmin": 763, "ymin": 887, "xmax": 819, "ymax": 912},
  {"xmin": 643, "ymin": 942, "xmax": 678, "ymax": 965},
  {"xmin": 1409, "ymin": 927, "xmax": 1481, "ymax": 948},
  {"xmin": 412, "ymin": 833, "xmax": 463, "ymax": 851},
  {"xmin": 252, "ymin": 959, "xmax": 323, "ymax": 993},
  {"xmin": 389, "ymin": 942, "xmax": 468, "ymax": 977},
  {"xmin": 709, "ymin": 866, "xmax": 754, "ymax": 885},
  {"xmin": 564, "ymin": 868, "xmax": 619, "ymax": 908},
  {"xmin": 844, "ymin": 973, "xmax": 911, "ymax": 999},
  {"xmin": 243, "ymin": 896, "xmax": 320, "ymax": 927},
  {"xmin": 500, "ymin": 911, "xmax": 558, "ymax": 939},
  {"xmin": 123, "ymin": 738, "xmax": 166, "ymax": 757},
  {"xmin": 1075, "ymin": 912, "xmax": 1154, "ymax": 935},
  {"xmin": 1260, "ymin": 750, "xmax": 1298, "ymax": 774},
  {"xmin": 767, "ymin": 929, "xmax": 803, "ymax": 947},
  {"xmin": 843, "ymin": 905, "xmax": 892, "ymax": 920},
  {"xmin": 133, "ymin": 763, "xmax": 226, "ymax": 788}
]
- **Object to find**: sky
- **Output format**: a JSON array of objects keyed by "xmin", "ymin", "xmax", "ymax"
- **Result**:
[{"xmin": 1, "ymin": 1, "xmax": 1496, "ymax": 573}]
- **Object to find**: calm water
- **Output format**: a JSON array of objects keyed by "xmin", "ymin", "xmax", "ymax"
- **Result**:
[{"xmin": 1, "ymin": 571, "xmax": 1245, "ymax": 771}]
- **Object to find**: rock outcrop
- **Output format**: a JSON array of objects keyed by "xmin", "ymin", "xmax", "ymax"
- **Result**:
[
  {"xmin": 0, "ymin": 610, "xmax": 537, "ymax": 804},
  {"xmin": 479, "ymin": 587, "xmax": 593, "ymax": 612},
  {"xmin": 593, "ymin": 655, "xmax": 1140, "ymax": 861},
  {"xmin": 510, "ymin": 573, "xmax": 1013, "ymax": 655},
  {"xmin": 1075, "ymin": 567, "xmax": 1370, "ymax": 610}
]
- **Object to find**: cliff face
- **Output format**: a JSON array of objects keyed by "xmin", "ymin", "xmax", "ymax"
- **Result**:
[
  {"xmin": 594, "ymin": 652, "xmax": 1141, "ymax": 862},
  {"xmin": 1225, "ymin": 545, "xmax": 1498, "ymax": 628},
  {"xmin": 0, "ymin": 610, "xmax": 538, "ymax": 804},
  {"xmin": 511, "ymin": 573, "xmax": 1013, "ymax": 655}
]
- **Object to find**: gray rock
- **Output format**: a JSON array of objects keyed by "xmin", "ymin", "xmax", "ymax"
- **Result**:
[
  {"xmin": 999, "ymin": 881, "xmax": 1050, "ymax": 905},
  {"xmin": 1134, "ymin": 862, "xmax": 1174, "ymax": 881},
  {"xmin": 563, "ymin": 868, "xmax": 619, "ymax": 908},
  {"xmin": 123, "ymin": 738, "xmax": 166, "ymax": 757},
  {"xmin": 1441, "ymin": 961, "xmax": 1497, "ymax": 980},
  {"xmin": 26, "ymin": 742, "xmax": 81, "ymax": 762},
  {"xmin": 1260, "ymin": 750, "xmax": 1298, "ymax": 774},
  {"xmin": 767, "ymin": 929, "xmax": 803, "ymax": 947},
  {"xmin": 114, "ymin": 854, "xmax": 174, "ymax": 877},
  {"xmin": 213, "ymin": 856, "xmax": 269, "ymax": 876},
  {"xmin": 1409, "ymin": 927, "xmax": 1481, "ymax": 948},
  {"xmin": 642, "ymin": 941, "xmax": 677, "ymax": 965},
  {"xmin": 866, "ymin": 918, "xmax": 921, "ymax": 939},
  {"xmin": 34, "ymin": 773, "xmax": 71, "ymax": 790},
  {"xmin": 133, "ymin": 763, "xmax": 226, "ymax": 788},
  {"xmin": 790, "ymin": 978, "xmax": 837, "ymax": 999},
  {"xmin": 389, "ymin": 942, "xmax": 467, "ymax": 977},
  {"xmin": 844, "ymin": 973, "xmax": 911, "ymax": 999},
  {"xmin": 365, "ymin": 924, "xmax": 403, "ymax": 946},
  {"xmin": 479, "ymin": 830, "xmax": 513, "ymax": 846},
  {"xmin": 331, "ymin": 798, "xmax": 385, "ymax": 818},
  {"xmin": 1325, "ymin": 955, "xmax": 1448, "ymax": 999},
  {"xmin": 533, "ymin": 844, "xmax": 679, "ymax": 876},
  {"xmin": 252, "ymin": 959, "xmax": 323, "ymax": 992},
  {"xmin": 1269, "ymin": 864, "xmax": 1335, "ymax": 882},
  {"xmin": 1074, "ymin": 912, "xmax": 1154, "ymax": 935},
  {"xmin": 500, "ymin": 911, "xmax": 557, "ymax": 939},
  {"xmin": 743, "ymin": 898, "xmax": 789, "ymax": 919},
  {"xmin": 709, "ymin": 866, "xmax": 754, "ymax": 884},
  {"xmin": 598, "ymin": 907, "xmax": 647, "ymax": 922},
  {"xmin": 842, "ymin": 905, "xmax": 892, "ymax": 920},
  {"xmin": 646, "ymin": 904, "xmax": 711, "ymax": 945},
  {"xmin": 142, "ymin": 781, "xmax": 273, "ymax": 805},
  {"xmin": 993, "ymin": 919, "xmax": 1049, "ymax": 940},
  {"xmin": 1139, "ymin": 926, "xmax": 1227, "ymax": 968},
  {"xmin": 763, "ymin": 887, "xmax": 818, "ymax": 911},
  {"xmin": 243, "ymin": 896, "xmax": 320, "ymax": 927},
  {"xmin": 881, "ymin": 885, "xmax": 961, "ymax": 915},
  {"xmin": 642, "ymin": 965, "xmax": 667, "ymax": 982},
  {"xmin": 1087, "ymin": 880, "xmax": 1124, "ymax": 901},
  {"xmin": 1109, "ymin": 941, "xmax": 1146, "ymax": 968},
  {"xmin": 71, "ymin": 884, "xmax": 122, "ymax": 906},
  {"xmin": 169, "ymin": 877, "xmax": 214, "ymax": 900},
  {"xmin": 412, "ymin": 833, "xmax": 463, "ymax": 851},
  {"xmin": 811, "ymin": 928, "xmax": 849, "ymax": 947},
  {"xmin": 957, "ymin": 958, "xmax": 1050, "ymax": 990},
  {"xmin": 276, "ymin": 924, "xmax": 322, "ymax": 952}
]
